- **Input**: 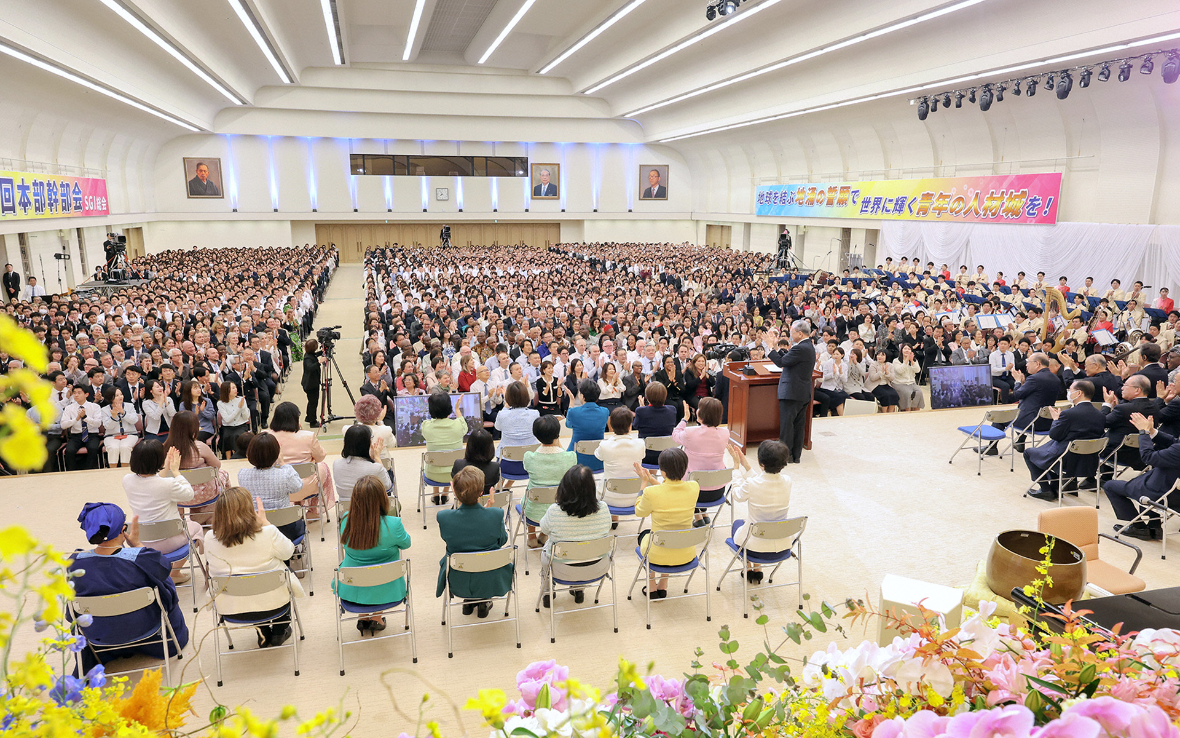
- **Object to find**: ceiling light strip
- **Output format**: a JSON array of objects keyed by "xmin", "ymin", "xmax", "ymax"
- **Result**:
[
  {"xmin": 320, "ymin": 0, "xmax": 345, "ymax": 65},
  {"xmin": 479, "ymin": 0, "xmax": 539, "ymax": 65},
  {"xmin": 658, "ymin": 30, "xmax": 1180, "ymax": 143},
  {"xmin": 226, "ymin": 0, "xmax": 292, "ymax": 83},
  {"xmin": 584, "ymin": 0, "xmax": 786, "ymax": 94},
  {"xmin": 626, "ymin": 0, "xmax": 985, "ymax": 117},
  {"xmin": 97, "ymin": 0, "xmax": 243, "ymax": 104},
  {"xmin": 403, "ymin": 0, "xmax": 427, "ymax": 61},
  {"xmin": 538, "ymin": 0, "xmax": 648, "ymax": 75},
  {"xmin": 0, "ymin": 41, "xmax": 200, "ymax": 131}
]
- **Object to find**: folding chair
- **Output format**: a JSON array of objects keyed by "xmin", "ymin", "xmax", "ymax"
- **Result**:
[
  {"xmin": 641, "ymin": 436, "xmax": 680, "ymax": 472},
  {"xmin": 178, "ymin": 466, "xmax": 218, "ymax": 533},
  {"xmin": 417, "ymin": 449, "xmax": 465, "ymax": 530},
  {"xmin": 716, "ymin": 517, "xmax": 806, "ymax": 618},
  {"xmin": 574, "ymin": 439, "xmax": 602, "ymax": 456},
  {"xmin": 1024, "ymin": 406, "xmax": 1059, "ymax": 450},
  {"xmin": 686, "ymin": 468, "xmax": 734, "ymax": 528},
  {"xmin": 1024, "ymin": 438, "xmax": 1108, "ymax": 507},
  {"xmin": 380, "ymin": 456, "xmax": 401, "ymax": 507},
  {"xmin": 209, "ymin": 569, "xmax": 304, "ymax": 686},
  {"xmin": 603, "ymin": 477, "xmax": 645, "ymax": 539},
  {"xmin": 265, "ymin": 506, "xmax": 314, "ymax": 595},
  {"xmin": 948, "ymin": 408, "xmax": 1016, "ymax": 475},
  {"xmin": 291, "ymin": 462, "xmax": 330, "ymax": 541},
  {"xmin": 479, "ymin": 490, "xmax": 514, "ymax": 536},
  {"xmin": 511, "ymin": 485, "xmax": 558, "ymax": 574},
  {"xmin": 441, "ymin": 546, "xmax": 520, "ymax": 658},
  {"xmin": 138, "ymin": 518, "xmax": 209, "ymax": 613},
  {"xmin": 334, "ymin": 499, "xmax": 351, "ymax": 561},
  {"xmin": 534, "ymin": 536, "xmax": 617, "ymax": 643},
  {"xmin": 1108, "ymin": 434, "xmax": 1149, "ymax": 481},
  {"xmin": 497, "ymin": 443, "xmax": 539, "ymax": 487},
  {"xmin": 69, "ymin": 586, "xmax": 185, "ymax": 685},
  {"xmin": 334, "ymin": 560, "xmax": 416, "ymax": 674},
  {"xmin": 627, "ymin": 526, "xmax": 712, "ymax": 629},
  {"xmin": 1125, "ymin": 479, "xmax": 1180, "ymax": 559}
]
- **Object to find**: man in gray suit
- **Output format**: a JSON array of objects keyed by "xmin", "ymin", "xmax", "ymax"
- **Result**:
[{"xmin": 769, "ymin": 319, "xmax": 816, "ymax": 464}]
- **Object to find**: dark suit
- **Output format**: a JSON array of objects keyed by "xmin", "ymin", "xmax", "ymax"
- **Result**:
[
  {"xmin": 435, "ymin": 503, "xmax": 512, "ymax": 599},
  {"xmin": 641, "ymin": 185, "xmax": 667, "ymax": 199},
  {"xmin": 1103, "ymin": 397, "xmax": 1161, "ymax": 469},
  {"xmin": 532, "ymin": 182, "xmax": 557, "ymax": 198},
  {"xmin": 361, "ymin": 379, "xmax": 396, "ymax": 427},
  {"xmin": 2, "ymin": 271, "xmax": 19, "ymax": 302},
  {"xmin": 769, "ymin": 339, "xmax": 816, "ymax": 463},
  {"xmin": 1134, "ymin": 364, "xmax": 1168, "ymax": 398},
  {"xmin": 1024, "ymin": 402, "xmax": 1106, "ymax": 489},
  {"xmin": 1103, "ymin": 431, "xmax": 1180, "ymax": 523},
  {"xmin": 188, "ymin": 176, "xmax": 221, "ymax": 197},
  {"xmin": 996, "ymin": 369, "xmax": 1060, "ymax": 438},
  {"xmin": 302, "ymin": 353, "xmax": 321, "ymax": 425}
]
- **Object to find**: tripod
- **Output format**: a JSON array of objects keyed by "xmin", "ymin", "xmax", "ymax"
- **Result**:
[{"xmin": 318, "ymin": 343, "xmax": 356, "ymax": 429}]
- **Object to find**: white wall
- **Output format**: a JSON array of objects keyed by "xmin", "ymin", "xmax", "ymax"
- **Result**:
[
  {"xmin": 291, "ymin": 222, "xmax": 317, "ymax": 246},
  {"xmin": 143, "ymin": 221, "xmax": 297, "ymax": 253},
  {"xmin": 582, "ymin": 219, "xmax": 698, "ymax": 244}
]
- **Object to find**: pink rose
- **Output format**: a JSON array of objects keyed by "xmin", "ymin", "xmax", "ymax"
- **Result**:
[{"xmin": 855, "ymin": 715, "xmax": 885, "ymax": 738}]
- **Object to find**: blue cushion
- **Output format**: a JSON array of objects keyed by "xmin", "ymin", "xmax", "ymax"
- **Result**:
[
  {"xmin": 513, "ymin": 504, "xmax": 539, "ymax": 527},
  {"xmin": 607, "ymin": 505, "xmax": 635, "ymax": 516},
  {"xmin": 957, "ymin": 425, "xmax": 1006, "ymax": 440},
  {"xmin": 641, "ymin": 463, "xmax": 660, "ymax": 471},
  {"xmin": 696, "ymin": 496, "xmax": 726, "ymax": 509},
  {"xmin": 552, "ymin": 576, "xmax": 606, "ymax": 587},
  {"xmin": 340, "ymin": 598, "xmax": 404, "ymax": 614},
  {"xmin": 633, "ymin": 546, "xmax": 699, "ymax": 573},
  {"xmin": 725, "ymin": 538, "xmax": 794, "ymax": 563},
  {"xmin": 500, "ymin": 472, "xmax": 530, "ymax": 481},
  {"xmin": 222, "ymin": 603, "xmax": 291, "ymax": 626},
  {"xmin": 422, "ymin": 474, "xmax": 451, "ymax": 487},
  {"xmin": 160, "ymin": 542, "xmax": 190, "ymax": 564}
]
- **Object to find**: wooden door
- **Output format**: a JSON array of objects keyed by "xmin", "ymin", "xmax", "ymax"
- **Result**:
[{"xmin": 124, "ymin": 227, "xmax": 145, "ymax": 260}]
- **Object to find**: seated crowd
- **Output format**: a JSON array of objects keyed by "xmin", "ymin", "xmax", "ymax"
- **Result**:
[{"xmin": 3, "ymin": 244, "xmax": 337, "ymax": 474}]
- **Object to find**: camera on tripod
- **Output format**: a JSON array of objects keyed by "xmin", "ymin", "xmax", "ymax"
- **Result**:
[
  {"xmin": 316, "ymin": 325, "xmax": 342, "ymax": 354},
  {"xmin": 706, "ymin": 343, "xmax": 747, "ymax": 362}
]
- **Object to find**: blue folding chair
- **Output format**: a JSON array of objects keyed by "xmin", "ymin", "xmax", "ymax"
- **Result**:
[
  {"xmin": 686, "ymin": 468, "xmax": 734, "ymax": 528},
  {"xmin": 511, "ymin": 485, "xmax": 558, "ymax": 574},
  {"xmin": 266, "ymin": 505, "xmax": 314, "ymax": 596},
  {"xmin": 70, "ymin": 586, "xmax": 185, "ymax": 685},
  {"xmin": 138, "ymin": 518, "xmax": 209, "ymax": 613},
  {"xmin": 627, "ymin": 527, "xmax": 711, "ymax": 630},
  {"xmin": 604, "ymin": 477, "xmax": 645, "ymax": 539},
  {"xmin": 417, "ymin": 448, "xmax": 466, "ymax": 530},
  {"xmin": 334, "ymin": 560, "xmax": 416, "ymax": 674},
  {"xmin": 948, "ymin": 407, "xmax": 1018, "ymax": 475},
  {"xmin": 497, "ymin": 443, "xmax": 538, "ymax": 486},
  {"xmin": 534, "ymin": 536, "xmax": 617, "ymax": 643},
  {"xmin": 641, "ymin": 435, "xmax": 680, "ymax": 471},
  {"xmin": 717, "ymin": 517, "xmax": 807, "ymax": 618},
  {"xmin": 210, "ymin": 569, "xmax": 305, "ymax": 687}
]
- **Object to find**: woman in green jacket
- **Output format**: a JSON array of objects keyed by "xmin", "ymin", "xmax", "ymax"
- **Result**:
[
  {"xmin": 335, "ymin": 476, "xmax": 412, "ymax": 634},
  {"xmin": 435, "ymin": 466, "xmax": 513, "ymax": 618}
]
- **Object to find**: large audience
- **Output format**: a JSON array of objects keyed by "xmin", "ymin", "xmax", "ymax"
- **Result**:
[{"xmin": 9, "ymin": 239, "xmax": 1180, "ymax": 672}]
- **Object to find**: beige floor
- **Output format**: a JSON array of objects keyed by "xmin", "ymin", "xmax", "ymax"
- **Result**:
[{"xmin": 5, "ymin": 264, "xmax": 1177, "ymax": 736}]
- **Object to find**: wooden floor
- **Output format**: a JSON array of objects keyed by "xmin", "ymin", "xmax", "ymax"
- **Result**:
[{"xmin": 6, "ymin": 264, "xmax": 1177, "ymax": 735}]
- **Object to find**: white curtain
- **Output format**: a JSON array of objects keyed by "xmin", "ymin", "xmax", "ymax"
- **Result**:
[{"xmin": 880, "ymin": 221, "xmax": 1178, "ymax": 301}]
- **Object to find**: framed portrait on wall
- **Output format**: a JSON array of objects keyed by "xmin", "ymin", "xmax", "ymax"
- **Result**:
[
  {"xmin": 183, "ymin": 157, "xmax": 224, "ymax": 199},
  {"xmin": 639, "ymin": 164, "xmax": 669, "ymax": 200},
  {"xmin": 530, "ymin": 163, "xmax": 560, "ymax": 199}
]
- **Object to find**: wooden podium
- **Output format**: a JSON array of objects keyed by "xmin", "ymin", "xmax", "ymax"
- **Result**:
[{"xmin": 723, "ymin": 361, "xmax": 820, "ymax": 450}]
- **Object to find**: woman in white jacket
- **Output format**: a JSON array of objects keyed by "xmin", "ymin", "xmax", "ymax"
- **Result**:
[
  {"xmin": 890, "ymin": 344, "xmax": 925, "ymax": 411},
  {"xmin": 217, "ymin": 381, "xmax": 252, "ymax": 458},
  {"xmin": 819, "ymin": 346, "xmax": 850, "ymax": 416},
  {"xmin": 865, "ymin": 350, "xmax": 900, "ymax": 412},
  {"xmin": 204, "ymin": 486, "xmax": 304, "ymax": 649},
  {"xmin": 141, "ymin": 379, "xmax": 176, "ymax": 442},
  {"xmin": 727, "ymin": 440, "xmax": 793, "ymax": 584},
  {"xmin": 101, "ymin": 386, "xmax": 139, "ymax": 467}
]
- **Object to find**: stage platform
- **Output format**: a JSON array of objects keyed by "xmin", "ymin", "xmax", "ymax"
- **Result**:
[{"xmin": 74, "ymin": 278, "xmax": 151, "ymax": 297}]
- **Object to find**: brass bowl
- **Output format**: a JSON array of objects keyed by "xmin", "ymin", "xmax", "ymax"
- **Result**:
[{"xmin": 985, "ymin": 530, "xmax": 1086, "ymax": 605}]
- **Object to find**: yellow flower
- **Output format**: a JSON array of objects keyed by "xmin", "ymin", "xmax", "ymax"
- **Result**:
[
  {"xmin": 0, "ymin": 525, "xmax": 36, "ymax": 558},
  {"xmin": 0, "ymin": 405, "xmax": 48, "ymax": 470},
  {"xmin": 0, "ymin": 314, "xmax": 48, "ymax": 371},
  {"xmin": 427, "ymin": 720, "xmax": 442, "ymax": 738},
  {"xmin": 924, "ymin": 685, "xmax": 945, "ymax": 709},
  {"xmin": 464, "ymin": 688, "xmax": 507, "ymax": 726}
]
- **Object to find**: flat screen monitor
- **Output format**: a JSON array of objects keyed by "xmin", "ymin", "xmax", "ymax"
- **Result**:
[
  {"xmin": 928, "ymin": 364, "xmax": 993, "ymax": 410},
  {"xmin": 393, "ymin": 392, "xmax": 482, "ymax": 447}
]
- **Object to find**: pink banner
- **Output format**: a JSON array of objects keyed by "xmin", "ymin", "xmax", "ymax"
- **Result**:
[{"xmin": 0, "ymin": 170, "xmax": 109, "ymax": 221}]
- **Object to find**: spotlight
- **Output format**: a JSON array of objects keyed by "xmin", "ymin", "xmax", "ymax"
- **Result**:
[
  {"xmin": 1056, "ymin": 70, "xmax": 1072, "ymax": 99},
  {"xmin": 941, "ymin": 93, "xmax": 951, "ymax": 108},
  {"xmin": 1118, "ymin": 61, "xmax": 1132, "ymax": 82},
  {"xmin": 1044, "ymin": 73, "xmax": 1055, "ymax": 91},
  {"xmin": 706, "ymin": 4, "xmax": 716, "ymax": 20},
  {"xmin": 1027, "ymin": 78, "xmax": 1036, "ymax": 96},
  {"xmin": 968, "ymin": 88, "xmax": 976, "ymax": 104},
  {"xmin": 954, "ymin": 91, "xmax": 964, "ymax": 108},
  {"xmin": 995, "ymin": 83, "xmax": 1005, "ymax": 102},
  {"xmin": 979, "ymin": 84, "xmax": 993, "ymax": 111},
  {"xmin": 718, "ymin": 0, "xmax": 736, "ymax": 15},
  {"xmin": 1164, "ymin": 53, "xmax": 1180, "ymax": 84},
  {"xmin": 930, "ymin": 96, "xmax": 938, "ymax": 112},
  {"xmin": 1012, "ymin": 80, "xmax": 1022, "ymax": 96},
  {"xmin": 1079, "ymin": 68, "xmax": 1092, "ymax": 88},
  {"xmin": 1140, "ymin": 55, "xmax": 1154, "ymax": 75},
  {"xmin": 1097, "ymin": 63, "xmax": 1111, "ymax": 82}
]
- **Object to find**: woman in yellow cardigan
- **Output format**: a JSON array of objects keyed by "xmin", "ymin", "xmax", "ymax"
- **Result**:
[{"xmin": 634, "ymin": 447, "xmax": 699, "ymax": 599}]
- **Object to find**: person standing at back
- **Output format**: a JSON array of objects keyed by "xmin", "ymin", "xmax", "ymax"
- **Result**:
[
  {"xmin": 768, "ymin": 320, "xmax": 816, "ymax": 464},
  {"xmin": 302, "ymin": 338, "xmax": 322, "ymax": 427}
]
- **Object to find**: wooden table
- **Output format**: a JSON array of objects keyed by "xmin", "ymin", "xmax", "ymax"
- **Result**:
[{"xmin": 723, "ymin": 361, "xmax": 820, "ymax": 450}]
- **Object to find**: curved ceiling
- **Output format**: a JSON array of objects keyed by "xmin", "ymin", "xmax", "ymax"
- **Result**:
[{"xmin": 0, "ymin": 0, "xmax": 1177, "ymax": 157}]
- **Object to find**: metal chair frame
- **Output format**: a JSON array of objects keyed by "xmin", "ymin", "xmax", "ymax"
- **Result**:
[
  {"xmin": 640, "ymin": 436, "xmax": 680, "ymax": 471},
  {"xmin": 478, "ymin": 490, "xmax": 514, "ymax": 537},
  {"xmin": 441, "ymin": 546, "xmax": 520, "ymax": 658},
  {"xmin": 333, "ymin": 560, "xmax": 417, "ymax": 674},
  {"xmin": 716, "ymin": 517, "xmax": 806, "ymax": 619},
  {"xmin": 497, "ymin": 443, "xmax": 539, "ymax": 485},
  {"xmin": 69, "ymin": 586, "xmax": 184, "ymax": 685},
  {"xmin": 177, "ymin": 467, "xmax": 219, "ymax": 537},
  {"xmin": 291, "ymin": 462, "xmax": 330, "ymax": 542},
  {"xmin": 334, "ymin": 499, "xmax": 351, "ymax": 562},
  {"xmin": 948, "ymin": 408, "xmax": 1018, "ymax": 475},
  {"xmin": 603, "ymin": 477, "xmax": 645, "ymax": 540},
  {"xmin": 1124, "ymin": 479, "xmax": 1180, "ymax": 559},
  {"xmin": 416, "ymin": 449, "xmax": 466, "ymax": 530},
  {"xmin": 511, "ymin": 486, "xmax": 559, "ymax": 574},
  {"xmin": 626, "ymin": 526, "xmax": 712, "ymax": 630},
  {"xmin": 266, "ymin": 506, "xmax": 314, "ymax": 596},
  {"xmin": 1024, "ymin": 438, "xmax": 1108, "ymax": 508},
  {"xmin": 138, "ymin": 518, "xmax": 209, "ymax": 613},
  {"xmin": 208, "ymin": 569, "xmax": 305, "ymax": 687},
  {"xmin": 533, "ymin": 536, "xmax": 618, "ymax": 643}
]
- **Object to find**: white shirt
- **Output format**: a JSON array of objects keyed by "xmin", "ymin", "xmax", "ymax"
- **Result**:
[
  {"xmin": 595, "ymin": 435, "xmax": 647, "ymax": 505},
  {"xmin": 60, "ymin": 400, "xmax": 103, "ymax": 434},
  {"xmin": 989, "ymin": 350, "xmax": 1015, "ymax": 377},
  {"xmin": 729, "ymin": 467, "xmax": 793, "ymax": 553},
  {"xmin": 122, "ymin": 473, "xmax": 195, "ymax": 524},
  {"xmin": 22, "ymin": 284, "xmax": 46, "ymax": 299}
]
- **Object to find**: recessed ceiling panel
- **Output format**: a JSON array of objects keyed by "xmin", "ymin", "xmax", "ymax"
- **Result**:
[{"xmin": 420, "ymin": 0, "xmax": 499, "ymax": 56}]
